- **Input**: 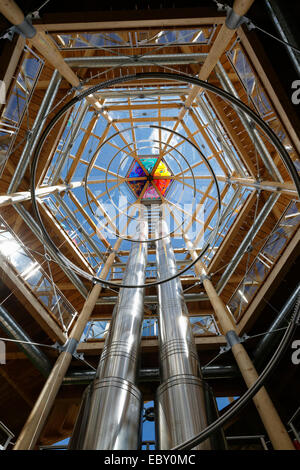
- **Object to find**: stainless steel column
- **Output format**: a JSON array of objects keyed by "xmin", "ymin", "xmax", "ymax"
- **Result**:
[
  {"xmin": 155, "ymin": 220, "xmax": 211, "ymax": 450},
  {"xmin": 81, "ymin": 220, "xmax": 148, "ymax": 450}
]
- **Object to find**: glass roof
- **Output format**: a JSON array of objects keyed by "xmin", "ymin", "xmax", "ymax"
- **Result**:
[{"xmin": 127, "ymin": 157, "xmax": 173, "ymax": 200}]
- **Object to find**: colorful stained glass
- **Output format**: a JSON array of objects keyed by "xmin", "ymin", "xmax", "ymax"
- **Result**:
[
  {"xmin": 128, "ymin": 180, "xmax": 146, "ymax": 197},
  {"xmin": 126, "ymin": 157, "xmax": 173, "ymax": 199},
  {"xmin": 128, "ymin": 161, "xmax": 147, "ymax": 178},
  {"xmin": 154, "ymin": 161, "xmax": 171, "ymax": 177},
  {"xmin": 153, "ymin": 179, "xmax": 170, "ymax": 195},
  {"xmin": 140, "ymin": 157, "xmax": 157, "ymax": 173},
  {"xmin": 143, "ymin": 184, "xmax": 159, "ymax": 199},
  {"xmin": 152, "ymin": 161, "xmax": 171, "ymax": 195}
]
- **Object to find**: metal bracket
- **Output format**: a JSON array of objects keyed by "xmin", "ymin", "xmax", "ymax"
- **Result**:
[
  {"xmin": 220, "ymin": 331, "xmax": 249, "ymax": 354},
  {"xmin": 200, "ymin": 274, "xmax": 211, "ymax": 282},
  {"xmin": 52, "ymin": 338, "xmax": 83, "ymax": 360},
  {"xmin": 14, "ymin": 15, "xmax": 36, "ymax": 39},
  {"xmin": 225, "ymin": 7, "xmax": 249, "ymax": 30}
]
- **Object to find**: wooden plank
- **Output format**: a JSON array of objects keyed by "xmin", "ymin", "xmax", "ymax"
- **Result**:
[
  {"xmin": 77, "ymin": 334, "xmax": 226, "ymax": 355},
  {"xmin": 238, "ymin": 26, "xmax": 300, "ymax": 155},
  {"xmin": 0, "ymin": 253, "xmax": 66, "ymax": 344},
  {"xmin": 33, "ymin": 8, "xmax": 225, "ymax": 32},
  {"xmin": 237, "ymin": 226, "xmax": 300, "ymax": 335}
]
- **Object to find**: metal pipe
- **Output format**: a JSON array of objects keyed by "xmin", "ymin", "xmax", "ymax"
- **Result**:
[
  {"xmin": 0, "ymin": 182, "xmax": 83, "ymax": 207},
  {"xmin": 264, "ymin": 0, "xmax": 300, "ymax": 77},
  {"xmin": 196, "ymin": 97, "xmax": 245, "ymax": 176},
  {"xmin": 63, "ymin": 364, "xmax": 239, "ymax": 385},
  {"xmin": 0, "ymin": 305, "xmax": 51, "ymax": 377},
  {"xmin": 13, "ymin": 205, "xmax": 88, "ymax": 298},
  {"xmin": 65, "ymin": 53, "xmax": 207, "ymax": 68},
  {"xmin": 96, "ymin": 292, "xmax": 209, "ymax": 305},
  {"xmin": 216, "ymin": 193, "xmax": 280, "ymax": 293},
  {"xmin": 203, "ymin": 383, "xmax": 228, "ymax": 449},
  {"xmin": 51, "ymin": 102, "xmax": 89, "ymax": 184},
  {"xmin": 155, "ymin": 219, "xmax": 211, "ymax": 450},
  {"xmin": 56, "ymin": 194, "xmax": 106, "ymax": 263},
  {"xmin": 254, "ymin": 283, "xmax": 300, "ymax": 369},
  {"xmin": 217, "ymin": 62, "xmax": 283, "ymax": 182},
  {"xmin": 81, "ymin": 220, "xmax": 148, "ymax": 450},
  {"xmin": 8, "ymin": 70, "xmax": 61, "ymax": 194},
  {"xmin": 68, "ymin": 383, "xmax": 93, "ymax": 450}
]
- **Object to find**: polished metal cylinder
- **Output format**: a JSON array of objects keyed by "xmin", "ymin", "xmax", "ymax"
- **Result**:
[
  {"xmin": 82, "ymin": 378, "xmax": 142, "ymax": 450},
  {"xmin": 81, "ymin": 221, "xmax": 147, "ymax": 450},
  {"xmin": 68, "ymin": 383, "xmax": 93, "ymax": 450},
  {"xmin": 155, "ymin": 220, "xmax": 211, "ymax": 450}
]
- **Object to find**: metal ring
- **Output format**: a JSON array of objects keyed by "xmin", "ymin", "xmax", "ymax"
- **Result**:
[
  {"xmin": 30, "ymin": 72, "xmax": 300, "ymax": 290},
  {"xmin": 98, "ymin": 142, "xmax": 188, "ymax": 242},
  {"xmin": 89, "ymin": 135, "xmax": 199, "ymax": 242}
]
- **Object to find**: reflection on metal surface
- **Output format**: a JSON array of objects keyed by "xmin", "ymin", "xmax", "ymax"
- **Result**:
[
  {"xmin": 80, "ymin": 221, "xmax": 147, "ymax": 449},
  {"xmin": 155, "ymin": 219, "xmax": 211, "ymax": 450}
]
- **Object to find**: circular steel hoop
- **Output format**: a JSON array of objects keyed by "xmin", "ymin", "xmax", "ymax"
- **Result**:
[
  {"xmin": 86, "ymin": 130, "xmax": 201, "ymax": 242},
  {"xmin": 30, "ymin": 72, "xmax": 300, "ymax": 291},
  {"xmin": 29, "ymin": 72, "xmax": 300, "ymax": 446}
]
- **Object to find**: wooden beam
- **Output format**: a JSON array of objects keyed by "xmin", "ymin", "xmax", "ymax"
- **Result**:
[
  {"xmin": 206, "ymin": 92, "xmax": 257, "ymax": 177},
  {"xmin": 13, "ymin": 224, "xmax": 128, "ymax": 450},
  {"xmin": 237, "ymin": 226, "xmax": 300, "ymax": 335},
  {"xmin": 0, "ymin": 253, "xmax": 66, "ymax": 344},
  {"xmin": 38, "ymin": 201, "xmax": 95, "ymax": 275},
  {"xmin": 0, "ymin": 367, "xmax": 34, "ymax": 407},
  {"xmin": 33, "ymin": 8, "xmax": 225, "ymax": 32},
  {"xmin": 208, "ymin": 190, "xmax": 257, "ymax": 274},
  {"xmin": 66, "ymin": 115, "xmax": 99, "ymax": 182},
  {"xmin": 0, "ymin": 34, "xmax": 24, "ymax": 97},
  {"xmin": 238, "ymin": 26, "xmax": 300, "ymax": 155},
  {"xmin": 183, "ymin": 233, "xmax": 295, "ymax": 450}
]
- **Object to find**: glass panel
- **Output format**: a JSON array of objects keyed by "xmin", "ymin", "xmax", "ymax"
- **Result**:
[
  {"xmin": 0, "ymin": 46, "xmax": 43, "ymax": 176},
  {"xmin": 227, "ymin": 200, "xmax": 300, "ymax": 320},
  {"xmin": 0, "ymin": 216, "xmax": 77, "ymax": 331}
]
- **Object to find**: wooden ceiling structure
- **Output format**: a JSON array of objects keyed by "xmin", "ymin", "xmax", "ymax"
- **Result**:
[{"xmin": 0, "ymin": 0, "xmax": 299, "ymax": 450}]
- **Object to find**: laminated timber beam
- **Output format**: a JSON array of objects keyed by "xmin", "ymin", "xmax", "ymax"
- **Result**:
[
  {"xmin": 238, "ymin": 26, "xmax": 300, "ymax": 156},
  {"xmin": 0, "ymin": 0, "xmax": 102, "ymax": 112},
  {"xmin": 32, "ymin": 8, "xmax": 225, "ymax": 32},
  {"xmin": 205, "ymin": 92, "xmax": 257, "ymax": 178},
  {"xmin": 237, "ymin": 225, "xmax": 300, "ymax": 335},
  {"xmin": 0, "ymin": 252, "xmax": 66, "ymax": 344},
  {"xmin": 156, "ymin": 0, "xmax": 255, "ymax": 173},
  {"xmin": 207, "ymin": 190, "xmax": 257, "ymax": 275},
  {"xmin": 0, "ymin": 182, "xmax": 84, "ymax": 208},
  {"xmin": 13, "ymin": 220, "xmax": 130, "ymax": 450},
  {"xmin": 0, "ymin": 34, "xmax": 24, "ymax": 98},
  {"xmin": 183, "ymin": 232, "xmax": 294, "ymax": 450}
]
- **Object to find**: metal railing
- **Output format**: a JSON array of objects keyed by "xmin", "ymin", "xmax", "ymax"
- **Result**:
[
  {"xmin": 226, "ymin": 40, "xmax": 298, "ymax": 166},
  {"xmin": 0, "ymin": 46, "xmax": 44, "ymax": 177},
  {"xmin": 0, "ymin": 421, "xmax": 14, "ymax": 450},
  {"xmin": 0, "ymin": 216, "xmax": 78, "ymax": 332},
  {"xmin": 81, "ymin": 314, "xmax": 220, "ymax": 342},
  {"xmin": 227, "ymin": 200, "xmax": 300, "ymax": 320}
]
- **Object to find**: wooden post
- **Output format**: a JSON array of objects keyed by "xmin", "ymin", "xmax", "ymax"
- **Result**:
[
  {"xmin": 0, "ymin": 0, "xmax": 101, "ymax": 110},
  {"xmin": 0, "ymin": 182, "xmax": 83, "ymax": 207},
  {"xmin": 183, "ymin": 233, "xmax": 295, "ymax": 450},
  {"xmin": 13, "ymin": 236, "xmax": 123, "ymax": 450}
]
